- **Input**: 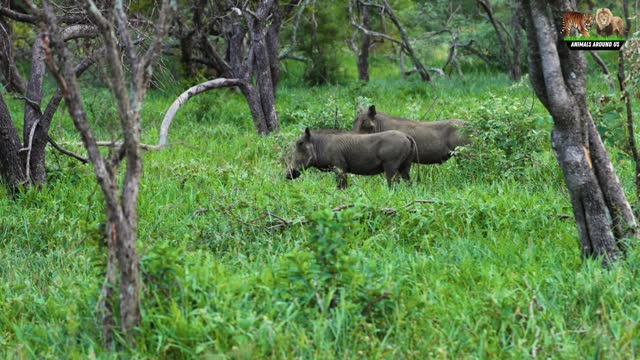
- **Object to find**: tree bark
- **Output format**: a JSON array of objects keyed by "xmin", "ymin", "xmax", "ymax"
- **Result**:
[
  {"xmin": 0, "ymin": 93, "xmax": 26, "ymax": 193},
  {"xmin": 249, "ymin": 1, "xmax": 279, "ymax": 132},
  {"xmin": 356, "ymin": 2, "xmax": 371, "ymax": 82},
  {"xmin": 617, "ymin": 0, "xmax": 640, "ymax": 204},
  {"xmin": 510, "ymin": 1, "xmax": 522, "ymax": 81},
  {"xmin": 41, "ymin": 0, "xmax": 174, "ymax": 344},
  {"xmin": 0, "ymin": 16, "xmax": 27, "ymax": 94},
  {"xmin": 23, "ymin": 35, "xmax": 47, "ymax": 185},
  {"xmin": 523, "ymin": 0, "xmax": 636, "ymax": 266},
  {"xmin": 382, "ymin": 0, "xmax": 430, "ymax": 82}
]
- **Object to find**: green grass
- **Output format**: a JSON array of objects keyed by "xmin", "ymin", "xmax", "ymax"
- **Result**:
[
  {"xmin": 2, "ymin": 64, "xmax": 640, "ymax": 358},
  {"xmin": 564, "ymin": 36, "xmax": 626, "ymax": 41}
]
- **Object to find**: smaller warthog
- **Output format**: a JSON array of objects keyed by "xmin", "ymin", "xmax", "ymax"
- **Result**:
[
  {"xmin": 285, "ymin": 128, "xmax": 416, "ymax": 189},
  {"xmin": 353, "ymin": 105, "xmax": 469, "ymax": 164}
]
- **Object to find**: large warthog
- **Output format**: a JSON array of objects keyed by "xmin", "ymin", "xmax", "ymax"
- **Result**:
[
  {"xmin": 353, "ymin": 105, "xmax": 470, "ymax": 164},
  {"xmin": 285, "ymin": 128, "xmax": 416, "ymax": 189}
]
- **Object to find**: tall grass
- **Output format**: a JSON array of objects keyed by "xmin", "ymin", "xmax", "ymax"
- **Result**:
[{"xmin": 1, "ymin": 67, "xmax": 640, "ymax": 358}]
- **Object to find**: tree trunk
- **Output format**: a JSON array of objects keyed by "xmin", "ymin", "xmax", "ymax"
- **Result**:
[
  {"xmin": 266, "ymin": 2, "xmax": 282, "ymax": 92},
  {"xmin": 382, "ymin": 0, "xmax": 430, "ymax": 82},
  {"xmin": 0, "ymin": 94, "xmax": 26, "ymax": 193},
  {"xmin": 0, "ymin": 16, "xmax": 27, "ymax": 94},
  {"xmin": 22, "ymin": 35, "xmax": 47, "ymax": 185},
  {"xmin": 510, "ymin": 1, "xmax": 522, "ymax": 81},
  {"xmin": 115, "ymin": 211, "xmax": 141, "ymax": 334},
  {"xmin": 617, "ymin": 0, "xmax": 640, "ymax": 204},
  {"xmin": 523, "ymin": 0, "xmax": 636, "ymax": 266},
  {"xmin": 357, "ymin": 4, "xmax": 371, "ymax": 82},
  {"xmin": 180, "ymin": 31, "xmax": 195, "ymax": 78},
  {"xmin": 250, "ymin": 15, "xmax": 279, "ymax": 132}
]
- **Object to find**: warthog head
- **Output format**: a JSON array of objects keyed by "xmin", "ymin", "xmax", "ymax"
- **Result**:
[
  {"xmin": 285, "ymin": 128, "xmax": 316, "ymax": 180},
  {"xmin": 353, "ymin": 105, "xmax": 377, "ymax": 134}
]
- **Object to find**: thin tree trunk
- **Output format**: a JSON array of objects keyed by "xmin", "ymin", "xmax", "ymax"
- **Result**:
[
  {"xmin": 479, "ymin": 0, "xmax": 510, "ymax": 71},
  {"xmin": 266, "ymin": 2, "xmax": 282, "ymax": 92},
  {"xmin": 0, "ymin": 16, "xmax": 27, "ymax": 94},
  {"xmin": 22, "ymin": 35, "xmax": 46, "ymax": 185},
  {"xmin": 382, "ymin": 0, "xmax": 430, "ymax": 82},
  {"xmin": 0, "ymin": 93, "xmax": 26, "ymax": 193},
  {"xmin": 250, "ymin": 14, "xmax": 279, "ymax": 132},
  {"xmin": 98, "ymin": 214, "xmax": 118, "ymax": 348},
  {"xmin": 617, "ymin": 0, "xmax": 640, "ymax": 204},
  {"xmin": 180, "ymin": 31, "xmax": 195, "ymax": 78},
  {"xmin": 357, "ymin": 4, "xmax": 371, "ymax": 82},
  {"xmin": 510, "ymin": 1, "xmax": 522, "ymax": 81},
  {"xmin": 587, "ymin": 118, "xmax": 638, "ymax": 243}
]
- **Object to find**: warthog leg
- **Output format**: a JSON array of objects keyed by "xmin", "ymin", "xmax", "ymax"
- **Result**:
[
  {"xmin": 335, "ymin": 168, "xmax": 348, "ymax": 189},
  {"xmin": 384, "ymin": 164, "xmax": 402, "ymax": 188}
]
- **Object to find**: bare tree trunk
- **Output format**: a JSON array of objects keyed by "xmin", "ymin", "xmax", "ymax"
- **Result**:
[
  {"xmin": 399, "ymin": 49, "xmax": 405, "ymax": 78},
  {"xmin": 382, "ymin": 0, "xmax": 430, "ymax": 82},
  {"xmin": 180, "ymin": 31, "xmax": 195, "ymax": 78},
  {"xmin": 22, "ymin": 35, "xmax": 47, "ymax": 185},
  {"xmin": 249, "ymin": 2, "xmax": 279, "ymax": 132},
  {"xmin": 0, "ymin": 16, "xmax": 27, "ymax": 94},
  {"xmin": 41, "ymin": 0, "xmax": 174, "ymax": 344},
  {"xmin": 479, "ymin": 0, "xmax": 522, "ymax": 80},
  {"xmin": 523, "ymin": 0, "xmax": 637, "ymax": 267},
  {"xmin": 617, "ymin": 0, "xmax": 640, "ymax": 204},
  {"xmin": 357, "ymin": 3, "xmax": 371, "ymax": 82},
  {"xmin": 0, "ymin": 94, "xmax": 26, "ymax": 193},
  {"xmin": 510, "ymin": 1, "xmax": 522, "ymax": 81}
]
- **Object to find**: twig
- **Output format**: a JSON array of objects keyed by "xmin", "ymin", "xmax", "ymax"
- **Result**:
[
  {"xmin": 13, "ymin": 95, "xmax": 40, "ymax": 110},
  {"xmin": 360, "ymin": 291, "xmax": 390, "ymax": 316},
  {"xmin": 421, "ymin": 96, "xmax": 438, "ymax": 120},
  {"xmin": 22, "ymin": 119, "xmax": 40, "ymax": 181},
  {"xmin": 47, "ymin": 136, "xmax": 89, "ymax": 163},
  {"xmin": 404, "ymin": 199, "xmax": 440, "ymax": 207},
  {"xmin": 332, "ymin": 204, "xmax": 354, "ymax": 212}
]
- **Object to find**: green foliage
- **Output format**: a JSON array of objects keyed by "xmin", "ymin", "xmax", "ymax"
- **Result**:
[
  {"xmin": 297, "ymin": 3, "xmax": 348, "ymax": 85},
  {"xmin": 459, "ymin": 80, "xmax": 555, "ymax": 181}
]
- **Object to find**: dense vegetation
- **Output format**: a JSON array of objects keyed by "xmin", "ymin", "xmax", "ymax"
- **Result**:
[
  {"xmin": 2, "ymin": 47, "xmax": 640, "ymax": 357},
  {"xmin": 2, "ymin": 0, "xmax": 640, "ymax": 357}
]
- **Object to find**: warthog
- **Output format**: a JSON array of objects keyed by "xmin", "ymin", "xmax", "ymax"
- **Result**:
[
  {"xmin": 285, "ymin": 128, "xmax": 416, "ymax": 189},
  {"xmin": 353, "ymin": 105, "xmax": 470, "ymax": 164}
]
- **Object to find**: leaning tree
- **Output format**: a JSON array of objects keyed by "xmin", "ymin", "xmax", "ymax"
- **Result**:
[{"xmin": 521, "ymin": 0, "xmax": 637, "ymax": 266}]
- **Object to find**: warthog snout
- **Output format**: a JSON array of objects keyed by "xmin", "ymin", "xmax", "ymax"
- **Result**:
[{"xmin": 285, "ymin": 169, "xmax": 301, "ymax": 180}]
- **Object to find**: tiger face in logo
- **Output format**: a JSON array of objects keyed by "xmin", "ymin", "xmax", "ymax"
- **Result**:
[{"xmin": 562, "ymin": 11, "xmax": 594, "ymax": 37}]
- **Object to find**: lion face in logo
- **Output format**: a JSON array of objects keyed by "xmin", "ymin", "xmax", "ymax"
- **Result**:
[
  {"xmin": 596, "ymin": 8, "xmax": 613, "ymax": 28},
  {"xmin": 595, "ymin": 8, "xmax": 625, "ymax": 36}
]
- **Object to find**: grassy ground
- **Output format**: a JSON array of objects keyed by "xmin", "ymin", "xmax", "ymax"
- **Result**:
[{"xmin": 2, "ymin": 63, "xmax": 640, "ymax": 358}]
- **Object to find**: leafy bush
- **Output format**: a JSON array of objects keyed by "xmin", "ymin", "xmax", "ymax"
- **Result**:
[{"xmin": 458, "ymin": 87, "xmax": 554, "ymax": 180}]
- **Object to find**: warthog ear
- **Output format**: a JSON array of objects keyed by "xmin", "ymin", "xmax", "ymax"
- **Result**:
[
  {"xmin": 304, "ymin": 127, "xmax": 311, "ymax": 140},
  {"xmin": 368, "ymin": 105, "xmax": 376, "ymax": 117}
]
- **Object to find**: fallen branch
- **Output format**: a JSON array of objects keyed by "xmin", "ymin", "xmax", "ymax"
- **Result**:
[
  {"xmin": 360, "ymin": 291, "xmax": 390, "ymax": 316},
  {"xmin": 589, "ymin": 50, "xmax": 615, "ymax": 92}
]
